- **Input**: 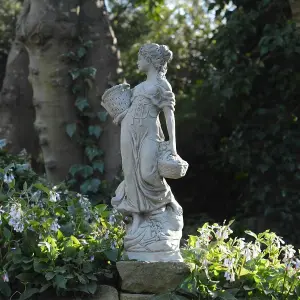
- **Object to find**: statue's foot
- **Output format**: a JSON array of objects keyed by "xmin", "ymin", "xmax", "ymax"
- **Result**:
[
  {"xmin": 128, "ymin": 212, "xmax": 141, "ymax": 234},
  {"xmin": 123, "ymin": 205, "xmax": 183, "ymax": 262}
]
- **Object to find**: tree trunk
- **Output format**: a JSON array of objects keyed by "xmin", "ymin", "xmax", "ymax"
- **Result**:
[
  {"xmin": 0, "ymin": 40, "xmax": 39, "ymax": 160},
  {"xmin": 79, "ymin": 0, "xmax": 122, "ymax": 182},
  {"xmin": 16, "ymin": 0, "xmax": 84, "ymax": 183},
  {"xmin": 290, "ymin": 0, "xmax": 300, "ymax": 28}
]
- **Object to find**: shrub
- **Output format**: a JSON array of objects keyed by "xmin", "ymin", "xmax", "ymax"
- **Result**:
[
  {"xmin": 0, "ymin": 141, "xmax": 125, "ymax": 299},
  {"xmin": 180, "ymin": 221, "xmax": 300, "ymax": 299}
]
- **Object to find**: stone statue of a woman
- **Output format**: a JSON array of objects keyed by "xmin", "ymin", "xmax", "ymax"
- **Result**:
[{"xmin": 102, "ymin": 43, "xmax": 188, "ymax": 262}]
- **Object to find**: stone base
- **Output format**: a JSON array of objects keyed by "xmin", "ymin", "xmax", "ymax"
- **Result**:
[
  {"xmin": 117, "ymin": 261, "xmax": 190, "ymax": 294},
  {"xmin": 120, "ymin": 293, "xmax": 155, "ymax": 300},
  {"xmin": 125, "ymin": 250, "xmax": 183, "ymax": 262}
]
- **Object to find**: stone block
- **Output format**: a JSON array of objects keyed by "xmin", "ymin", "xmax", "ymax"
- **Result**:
[
  {"xmin": 90, "ymin": 285, "xmax": 119, "ymax": 300},
  {"xmin": 120, "ymin": 293, "xmax": 155, "ymax": 300},
  {"xmin": 117, "ymin": 261, "xmax": 190, "ymax": 294}
]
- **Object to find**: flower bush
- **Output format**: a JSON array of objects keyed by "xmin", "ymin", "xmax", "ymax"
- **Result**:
[
  {"xmin": 0, "ymin": 142, "xmax": 125, "ymax": 299},
  {"xmin": 179, "ymin": 221, "xmax": 300, "ymax": 299}
]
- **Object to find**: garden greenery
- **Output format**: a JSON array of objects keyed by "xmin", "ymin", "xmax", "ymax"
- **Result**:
[
  {"xmin": 0, "ymin": 139, "xmax": 124, "ymax": 299},
  {"xmin": 1, "ymin": 140, "xmax": 300, "ymax": 299},
  {"xmin": 200, "ymin": 0, "xmax": 300, "ymax": 246},
  {"xmin": 156, "ymin": 221, "xmax": 300, "ymax": 299}
]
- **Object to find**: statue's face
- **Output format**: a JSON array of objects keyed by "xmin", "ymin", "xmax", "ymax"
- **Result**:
[{"xmin": 137, "ymin": 54, "xmax": 150, "ymax": 72}]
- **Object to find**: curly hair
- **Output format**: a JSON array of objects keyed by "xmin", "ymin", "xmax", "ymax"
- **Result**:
[{"xmin": 139, "ymin": 43, "xmax": 173, "ymax": 75}]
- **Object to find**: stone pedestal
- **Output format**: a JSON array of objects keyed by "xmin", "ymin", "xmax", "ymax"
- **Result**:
[
  {"xmin": 120, "ymin": 294, "xmax": 155, "ymax": 300},
  {"xmin": 117, "ymin": 261, "xmax": 190, "ymax": 299}
]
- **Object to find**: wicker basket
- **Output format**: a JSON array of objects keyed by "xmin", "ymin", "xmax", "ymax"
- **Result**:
[
  {"xmin": 101, "ymin": 83, "xmax": 132, "ymax": 120},
  {"xmin": 158, "ymin": 141, "xmax": 189, "ymax": 179}
]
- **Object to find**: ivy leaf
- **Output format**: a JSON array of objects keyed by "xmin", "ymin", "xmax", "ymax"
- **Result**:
[
  {"xmin": 215, "ymin": 290, "xmax": 238, "ymax": 300},
  {"xmin": 19, "ymin": 288, "xmax": 39, "ymax": 300},
  {"xmin": 85, "ymin": 147, "xmax": 103, "ymax": 161},
  {"xmin": 260, "ymin": 46, "xmax": 269, "ymax": 56},
  {"xmin": 93, "ymin": 161, "xmax": 104, "ymax": 174},
  {"xmin": 33, "ymin": 183, "xmax": 50, "ymax": 195},
  {"xmin": 84, "ymin": 40, "xmax": 93, "ymax": 48},
  {"xmin": 80, "ymin": 178, "xmax": 101, "ymax": 194},
  {"xmin": 45, "ymin": 272, "xmax": 56, "ymax": 281},
  {"xmin": 87, "ymin": 281, "xmax": 97, "ymax": 294},
  {"xmin": 3, "ymin": 227, "xmax": 11, "ymax": 240},
  {"xmin": 55, "ymin": 275, "xmax": 67, "ymax": 289},
  {"xmin": 77, "ymin": 47, "xmax": 87, "ymax": 58},
  {"xmin": 82, "ymin": 262, "xmax": 93, "ymax": 273},
  {"xmin": 69, "ymin": 164, "xmax": 94, "ymax": 178},
  {"xmin": 104, "ymin": 248, "xmax": 119, "ymax": 262},
  {"xmin": 0, "ymin": 281, "xmax": 11, "ymax": 297},
  {"xmin": 40, "ymin": 283, "xmax": 52, "ymax": 294},
  {"xmin": 97, "ymin": 111, "xmax": 108, "ymax": 122},
  {"xmin": 88, "ymin": 125, "xmax": 102, "ymax": 139},
  {"xmin": 81, "ymin": 67, "xmax": 97, "ymax": 79},
  {"xmin": 72, "ymin": 84, "xmax": 83, "ymax": 94},
  {"xmin": 16, "ymin": 273, "xmax": 37, "ymax": 283},
  {"xmin": 69, "ymin": 68, "xmax": 80, "ymax": 80},
  {"xmin": 66, "ymin": 123, "xmax": 77, "ymax": 138},
  {"xmin": 75, "ymin": 97, "xmax": 89, "ymax": 111}
]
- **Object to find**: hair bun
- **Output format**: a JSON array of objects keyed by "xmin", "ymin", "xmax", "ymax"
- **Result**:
[{"xmin": 160, "ymin": 45, "xmax": 173, "ymax": 63}]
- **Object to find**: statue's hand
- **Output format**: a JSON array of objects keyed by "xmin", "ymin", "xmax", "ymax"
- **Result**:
[{"xmin": 160, "ymin": 89, "xmax": 175, "ymax": 101}]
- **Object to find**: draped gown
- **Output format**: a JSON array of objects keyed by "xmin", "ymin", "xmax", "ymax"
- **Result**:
[{"xmin": 111, "ymin": 81, "xmax": 182, "ymax": 216}]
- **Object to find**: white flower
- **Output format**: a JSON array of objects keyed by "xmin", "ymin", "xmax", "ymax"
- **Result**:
[
  {"xmin": 2, "ymin": 273, "xmax": 9, "ymax": 282},
  {"xmin": 31, "ymin": 191, "xmax": 41, "ymax": 202},
  {"xmin": 104, "ymin": 232, "xmax": 109, "ymax": 240},
  {"xmin": 3, "ymin": 172, "xmax": 14, "ymax": 184},
  {"xmin": 283, "ymin": 246, "xmax": 296, "ymax": 262},
  {"xmin": 50, "ymin": 219, "xmax": 60, "ymax": 232},
  {"xmin": 195, "ymin": 240, "xmax": 201, "ymax": 248},
  {"xmin": 78, "ymin": 196, "xmax": 91, "ymax": 219},
  {"xmin": 293, "ymin": 258, "xmax": 300, "ymax": 269},
  {"xmin": 109, "ymin": 213, "xmax": 116, "ymax": 225},
  {"xmin": 241, "ymin": 247, "xmax": 252, "ymax": 262},
  {"xmin": 251, "ymin": 243, "xmax": 261, "ymax": 258},
  {"xmin": 224, "ymin": 271, "xmax": 235, "ymax": 282},
  {"xmin": 215, "ymin": 227, "xmax": 232, "ymax": 240},
  {"xmin": 0, "ymin": 207, "xmax": 4, "ymax": 226},
  {"xmin": 8, "ymin": 203, "xmax": 24, "ymax": 233},
  {"xmin": 202, "ymin": 259, "xmax": 209, "ymax": 267},
  {"xmin": 237, "ymin": 239, "xmax": 246, "ymax": 250},
  {"xmin": 49, "ymin": 190, "xmax": 60, "ymax": 202},
  {"xmin": 223, "ymin": 258, "xmax": 235, "ymax": 268}
]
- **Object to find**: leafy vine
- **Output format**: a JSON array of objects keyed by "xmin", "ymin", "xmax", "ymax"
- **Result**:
[{"xmin": 63, "ymin": 39, "xmax": 108, "ymax": 198}]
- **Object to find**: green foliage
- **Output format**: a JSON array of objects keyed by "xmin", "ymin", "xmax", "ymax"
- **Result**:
[
  {"xmin": 109, "ymin": 0, "xmax": 215, "ymax": 125},
  {"xmin": 65, "ymin": 40, "xmax": 109, "ymax": 199},
  {"xmin": 0, "ymin": 150, "xmax": 125, "ymax": 299},
  {"xmin": 201, "ymin": 0, "xmax": 300, "ymax": 245},
  {"xmin": 156, "ymin": 222, "xmax": 300, "ymax": 299},
  {"xmin": 0, "ymin": 0, "xmax": 22, "ymax": 55}
]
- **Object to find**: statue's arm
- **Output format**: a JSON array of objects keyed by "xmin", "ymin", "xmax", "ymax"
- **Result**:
[
  {"xmin": 160, "ymin": 80, "xmax": 177, "ymax": 156},
  {"xmin": 163, "ymin": 106, "xmax": 177, "ymax": 156}
]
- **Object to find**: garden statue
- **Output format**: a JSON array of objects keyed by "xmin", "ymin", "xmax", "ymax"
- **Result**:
[{"xmin": 101, "ymin": 43, "xmax": 189, "ymax": 262}]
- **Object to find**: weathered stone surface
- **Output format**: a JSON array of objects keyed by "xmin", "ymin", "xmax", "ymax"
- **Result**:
[
  {"xmin": 90, "ymin": 285, "xmax": 119, "ymax": 300},
  {"xmin": 120, "ymin": 293, "xmax": 155, "ymax": 300},
  {"xmin": 102, "ymin": 43, "xmax": 188, "ymax": 263},
  {"xmin": 117, "ymin": 261, "xmax": 190, "ymax": 294}
]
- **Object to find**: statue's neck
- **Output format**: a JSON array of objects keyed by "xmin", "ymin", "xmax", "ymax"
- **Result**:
[{"xmin": 146, "ymin": 68, "xmax": 159, "ymax": 81}]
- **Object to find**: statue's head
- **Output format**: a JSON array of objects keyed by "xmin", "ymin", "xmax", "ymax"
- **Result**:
[{"xmin": 138, "ymin": 43, "xmax": 173, "ymax": 74}]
